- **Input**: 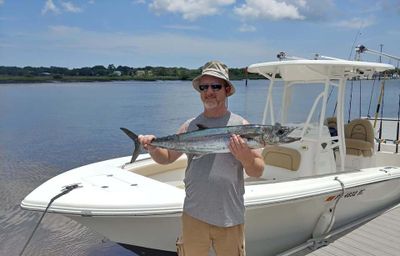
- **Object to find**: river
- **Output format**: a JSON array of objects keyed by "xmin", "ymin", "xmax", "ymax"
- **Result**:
[{"xmin": 1, "ymin": 79, "xmax": 399, "ymax": 255}]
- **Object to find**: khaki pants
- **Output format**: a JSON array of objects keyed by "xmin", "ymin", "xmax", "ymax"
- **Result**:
[{"xmin": 177, "ymin": 212, "xmax": 245, "ymax": 256}]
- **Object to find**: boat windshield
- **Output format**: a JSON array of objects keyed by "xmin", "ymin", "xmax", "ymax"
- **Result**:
[
  {"xmin": 263, "ymin": 80, "xmax": 336, "ymax": 128},
  {"xmin": 288, "ymin": 83, "xmax": 333, "ymax": 125}
]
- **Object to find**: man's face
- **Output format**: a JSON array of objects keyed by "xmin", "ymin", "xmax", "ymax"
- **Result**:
[{"xmin": 199, "ymin": 75, "xmax": 228, "ymax": 110}]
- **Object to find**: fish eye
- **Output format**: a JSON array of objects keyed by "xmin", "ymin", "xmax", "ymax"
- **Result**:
[{"xmin": 276, "ymin": 129, "xmax": 285, "ymax": 135}]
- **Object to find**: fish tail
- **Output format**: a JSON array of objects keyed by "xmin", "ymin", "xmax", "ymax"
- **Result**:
[{"xmin": 120, "ymin": 127, "xmax": 141, "ymax": 163}]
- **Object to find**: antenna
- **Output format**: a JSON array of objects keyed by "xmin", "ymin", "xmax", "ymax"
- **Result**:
[{"xmin": 348, "ymin": 25, "xmax": 363, "ymax": 60}]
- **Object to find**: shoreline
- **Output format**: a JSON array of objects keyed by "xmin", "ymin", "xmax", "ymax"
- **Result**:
[
  {"xmin": 0, "ymin": 75, "xmax": 262, "ymax": 84},
  {"xmin": 0, "ymin": 75, "xmax": 179, "ymax": 84},
  {"xmin": 1, "ymin": 74, "xmax": 397, "ymax": 84}
]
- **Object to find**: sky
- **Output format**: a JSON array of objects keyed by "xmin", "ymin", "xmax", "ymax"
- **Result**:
[{"xmin": 0, "ymin": 0, "xmax": 399, "ymax": 69}]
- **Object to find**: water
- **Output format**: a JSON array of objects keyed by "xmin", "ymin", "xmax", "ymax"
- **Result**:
[{"xmin": 1, "ymin": 79, "xmax": 399, "ymax": 256}]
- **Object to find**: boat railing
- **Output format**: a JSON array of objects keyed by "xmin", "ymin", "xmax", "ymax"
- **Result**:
[{"xmin": 364, "ymin": 117, "xmax": 400, "ymax": 153}]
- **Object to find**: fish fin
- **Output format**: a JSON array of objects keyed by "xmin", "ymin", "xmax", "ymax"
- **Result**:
[
  {"xmin": 192, "ymin": 154, "xmax": 206, "ymax": 160},
  {"xmin": 120, "ymin": 127, "xmax": 141, "ymax": 164},
  {"xmin": 196, "ymin": 124, "xmax": 209, "ymax": 130}
]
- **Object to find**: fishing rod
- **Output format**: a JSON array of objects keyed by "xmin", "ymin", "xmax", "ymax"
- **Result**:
[
  {"xmin": 357, "ymin": 45, "xmax": 400, "ymax": 152},
  {"xmin": 348, "ymin": 25, "xmax": 363, "ymax": 60},
  {"xmin": 355, "ymin": 45, "xmax": 400, "ymax": 62},
  {"xmin": 367, "ymin": 79, "xmax": 377, "ymax": 118},
  {"xmin": 348, "ymin": 80, "xmax": 354, "ymax": 124},
  {"xmin": 373, "ymin": 79, "xmax": 385, "ymax": 129},
  {"xmin": 396, "ymin": 94, "xmax": 400, "ymax": 153},
  {"xmin": 359, "ymin": 79, "xmax": 362, "ymax": 118},
  {"xmin": 244, "ymin": 67, "xmax": 248, "ymax": 87},
  {"xmin": 377, "ymin": 78, "xmax": 385, "ymax": 152}
]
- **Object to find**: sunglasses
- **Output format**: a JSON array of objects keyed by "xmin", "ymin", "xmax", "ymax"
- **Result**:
[{"xmin": 198, "ymin": 84, "xmax": 224, "ymax": 92}]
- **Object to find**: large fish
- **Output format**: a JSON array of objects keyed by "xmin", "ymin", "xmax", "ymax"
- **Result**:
[{"xmin": 120, "ymin": 123, "xmax": 301, "ymax": 163}]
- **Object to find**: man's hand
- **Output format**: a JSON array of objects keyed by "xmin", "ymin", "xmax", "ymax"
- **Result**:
[
  {"xmin": 229, "ymin": 134, "xmax": 264, "ymax": 177},
  {"xmin": 228, "ymin": 134, "xmax": 254, "ymax": 166},
  {"xmin": 138, "ymin": 134, "xmax": 157, "ymax": 152}
]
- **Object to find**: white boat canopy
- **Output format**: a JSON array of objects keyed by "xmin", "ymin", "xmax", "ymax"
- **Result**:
[
  {"xmin": 247, "ymin": 59, "xmax": 394, "ymax": 82},
  {"xmin": 247, "ymin": 59, "xmax": 394, "ymax": 172}
]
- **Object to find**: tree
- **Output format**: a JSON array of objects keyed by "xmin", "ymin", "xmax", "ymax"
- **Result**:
[
  {"xmin": 92, "ymin": 65, "xmax": 108, "ymax": 76},
  {"xmin": 107, "ymin": 64, "xmax": 116, "ymax": 71}
]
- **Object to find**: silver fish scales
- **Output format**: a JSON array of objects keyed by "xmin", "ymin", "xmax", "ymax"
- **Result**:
[{"xmin": 120, "ymin": 123, "xmax": 300, "ymax": 163}]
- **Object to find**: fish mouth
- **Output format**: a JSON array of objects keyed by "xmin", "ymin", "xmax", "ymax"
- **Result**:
[
  {"xmin": 276, "ymin": 126, "xmax": 302, "ymax": 143},
  {"xmin": 280, "ymin": 136, "xmax": 301, "ymax": 143}
]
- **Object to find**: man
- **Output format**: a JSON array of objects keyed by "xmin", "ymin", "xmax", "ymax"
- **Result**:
[{"xmin": 138, "ymin": 61, "xmax": 264, "ymax": 256}]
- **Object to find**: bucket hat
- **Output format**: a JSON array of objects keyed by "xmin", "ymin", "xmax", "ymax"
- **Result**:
[{"xmin": 192, "ymin": 61, "xmax": 235, "ymax": 96}]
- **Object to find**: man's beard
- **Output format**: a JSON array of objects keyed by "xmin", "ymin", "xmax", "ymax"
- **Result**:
[
  {"xmin": 204, "ymin": 99, "xmax": 218, "ymax": 109},
  {"xmin": 203, "ymin": 97, "xmax": 228, "ymax": 110}
]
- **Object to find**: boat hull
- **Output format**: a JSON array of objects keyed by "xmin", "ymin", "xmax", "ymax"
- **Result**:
[
  {"xmin": 69, "ymin": 214, "xmax": 181, "ymax": 252},
  {"xmin": 246, "ymin": 178, "xmax": 400, "ymax": 255},
  {"xmin": 49, "ymin": 161, "xmax": 400, "ymax": 255},
  {"xmin": 67, "ymin": 183, "xmax": 400, "ymax": 256}
]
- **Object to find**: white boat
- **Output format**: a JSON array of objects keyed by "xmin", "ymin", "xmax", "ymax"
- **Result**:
[{"xmin": 21, "ymin": 59, "xmax": 400, "ymax": 256}]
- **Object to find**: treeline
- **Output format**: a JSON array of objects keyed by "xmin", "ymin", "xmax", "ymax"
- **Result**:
[{"xmin": 0, "ymin": 64, "xmax": 262, "ymax": 83}]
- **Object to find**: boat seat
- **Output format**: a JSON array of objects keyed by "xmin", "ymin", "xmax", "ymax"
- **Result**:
[
  {"xmin": 325, "ymin": 117, "xmax": 338, "ymax": 137},
  {"xmin": 262, "ymin": 146, "xmax": 301, "ymax": 171},
  {"xmin": 325, "ymin": 117, "xmax": 337, "ymax": 129},
  {"xmin": 345, "ymin": 119, "xmax": 374, "ymax": 157}
]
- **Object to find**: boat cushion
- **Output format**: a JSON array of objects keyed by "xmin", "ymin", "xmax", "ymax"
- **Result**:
[
  {"xmin": 262, "ymin": 146, "xmax": 301, "ymax": 171},
  {"xmin": 345, "ymin": 138, "xmax": 373, "ymax": 156},
  {"xmin": 345, "ymin": 119, "xmax": 374, "ymax": 157}
]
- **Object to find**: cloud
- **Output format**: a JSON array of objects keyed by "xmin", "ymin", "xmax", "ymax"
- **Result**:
[
  {"xmin": 234, "ymin": 0, "xmax": 336, "ymax": 21},
  {"xmin": 42, "ymin": 0, "xmax": 60, "ymax": 15},
  {"xmin": 163, "ymin": 24, "xmax": 200, "ymax": 30},
  {"xmin": 293, "ymin": 0, "xmax": 335, "ymax": 21},
  {"xmin": 0, "ymin": 0, "xmax": 4, "ymax": 6},
  {"xmin": 61, "ymin": 1, "xmax": 82, "ymax": 13},
  {"xmin": 149, "ymin": 0, "xmax": 235, "ymax": 21},
  {"xmin": 30, "ymin": 25, "xmax": 272, "ymax": 67},
  {"xmin": 238, "ymin": 24, "xmax": 256, "ymax": 32},
  {"xmin": 334, "ymin": 17, "xmax": 375, "ymax": 29},
  {"xmin": 49, "ymin": 25, "xmax": 82, "ymax": 34},
  {"xmin": 234, "ymin": 0, "xmax": 305, "ymax": 20},
  {"xmin": 42, "ymin": 1, "xmax": 82, "ymax": 15}
]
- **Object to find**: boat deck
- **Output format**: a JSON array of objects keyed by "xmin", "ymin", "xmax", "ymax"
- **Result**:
[{"xmin": 300, "ymin": 204, "xmax": 400, "ymax": 256}]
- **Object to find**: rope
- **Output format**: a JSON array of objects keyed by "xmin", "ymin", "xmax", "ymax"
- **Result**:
[
  {"xmin": 329, "ymin": 177, "xmax": 345, "ymax": 231},
  {"xmin": 19, "ymin": 184, "xmax": 81, "ymax": 256}
]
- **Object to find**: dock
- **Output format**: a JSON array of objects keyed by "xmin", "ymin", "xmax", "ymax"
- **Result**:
[{"xmin": 300, "ymin": 204, "xmax": 400, "ymax": 256}]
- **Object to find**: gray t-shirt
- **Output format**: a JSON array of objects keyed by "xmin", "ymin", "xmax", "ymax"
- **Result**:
[{"xmin": 183, "ymin": 111, "xmax": 245, "ymax": 227}]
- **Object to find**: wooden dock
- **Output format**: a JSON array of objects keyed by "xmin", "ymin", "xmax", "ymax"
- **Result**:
[{"xmin": 300, "ymin": 204, "xmax": 400, "ymax": 256}]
